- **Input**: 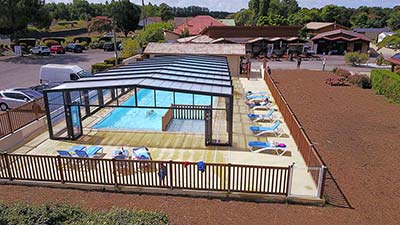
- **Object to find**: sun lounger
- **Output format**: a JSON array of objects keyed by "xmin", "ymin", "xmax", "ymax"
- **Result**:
[
  {"xmin": 57, "ymin": 150, "xmax": 74, "ymax": 157},
  {"xmin": 249, "ymin": 121, "xmax": 284, "ymax": 137},
  {"xmin": 75, "ymin": 146, "xmax": 103, "ymax": 158},
  {"xmin": 133, "ymin": 147, "xmax": 151, "ymax": 160},
  {"xmin": 113, "ymin": 149, "xmax": 129, "ymax": 159},
  {"xmin": 248, "ymin": 141, "xmax": 288, "ymax": 156},
  {"xmin": 249, "ymin": 102, "xmax": 275, "ymax": 110},
  {"xmin": 246, "ymin": 91, "xmax": 269, "ymax": 96},
  {"xmin": 247, "ymin": 109, "xmax": 277, "ymax": 122}
]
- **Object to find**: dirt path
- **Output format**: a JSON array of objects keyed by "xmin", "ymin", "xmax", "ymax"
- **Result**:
[{"xmin": 1, "ymin": 69, "xmax": 399, "ymax": 224}]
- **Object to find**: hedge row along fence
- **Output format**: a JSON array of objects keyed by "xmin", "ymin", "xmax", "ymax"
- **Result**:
[
  {"xmin": 371, "ymin": 69, "xmax": 400, "ymax": 103},
  {"xmin": 91, "ymin": 56, "xmax": 128, "ymax": 74}
]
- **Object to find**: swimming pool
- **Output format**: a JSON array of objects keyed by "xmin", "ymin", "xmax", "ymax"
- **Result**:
[{"xmin": 93, "ymin": 89, "xmax": 212, "ymax": 130}]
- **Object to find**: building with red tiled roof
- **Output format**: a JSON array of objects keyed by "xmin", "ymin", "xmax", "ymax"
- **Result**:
[
  {"xmin": 173, "ymin": 15, "xmax": 226, "ymax": 36},
  {"xmin": 311, "ymin": 29, "xmax": 370, "ymax": 54}
]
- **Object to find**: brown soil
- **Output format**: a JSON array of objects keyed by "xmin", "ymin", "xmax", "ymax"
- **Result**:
[{"xmin": 1, "ymin": 69, "xmax": 399, "ymax": 224}]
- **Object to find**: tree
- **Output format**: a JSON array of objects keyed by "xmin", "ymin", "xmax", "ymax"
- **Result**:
[
  {"xmin": 234, "ymin": 9, "xmax": 255, "ymax": 26},
  {"xmin": 0, "ymin": 0, "xmax": 46, "ymax": 34},
  {"xmin": 109, "ymin": 0, "xmax": 141, "ymax": 37},
  {"xmin": 248, "ymin": 0, "xmax": 260, "ymax": 16},
  {"xmin": 136, "ymin": 22, "xmax": 173, "ymax": 47},
  {"xmin": 320, "ymin": 5, "xmax": 353, "ymax": 27},
  {"xmin": 159, "ymin": 3, "xmax": 173, "ymax": 22},
  {"xmin": 258, "ymin": 0, "xmax": 270, "ymax": 17},
  {"xmin": 88, "ymin": 16, "xmax": 113, "ymax": 34},
  {"xmin": 257, "ymin": 14, "xmax": 288, "ymax": 26},
  {"xmin": 387, "ymin": 10, "xmax": 400, "ymax": 31},
  {"xmin": 350, "ymin": 12, "xmax": 369, "ymax": 28}
]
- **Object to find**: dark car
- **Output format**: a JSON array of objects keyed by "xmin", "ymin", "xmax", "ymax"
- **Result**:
[
  {"xmin": 103, "ymin": 41, "xmax": 122, "ymax": 51},
  {"xmin": 50, "ymin": 45, "xmax": 65, "ymax": 54},
  {"xmin": 65, "ymin": 44, "xmax": 83, "ymax": 53}
]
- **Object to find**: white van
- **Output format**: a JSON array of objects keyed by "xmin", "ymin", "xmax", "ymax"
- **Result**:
[{"xmin": 39, "ymin": 64, "xmax": 93, "ymax": 87}]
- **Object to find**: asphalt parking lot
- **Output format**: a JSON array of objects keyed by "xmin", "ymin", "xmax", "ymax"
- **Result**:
[{"xmin": 0, "ymin": 49, "xmax": 115, "ymax": 90}]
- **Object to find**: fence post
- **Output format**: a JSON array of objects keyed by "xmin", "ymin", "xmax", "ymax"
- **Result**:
[
  {"xmin": 6, "ymin": 111, "xmax": 13, "ymax": 133},
  {"xmin": 227, "ymin": 163, "xmax": 231, "ymax": 193},
  {"xmin": 57, "ymin": 155, "xmax": 65, "ymax": 184},
  {"xmin": 4, "ymin": 153, "xmax": 13, "ymax": 181},
  {"xmin": 112, "ymin": 158, "xmax": 118, "ymax": 187},
  {"xmin": 286, "ymin": 162, "xmax": 295, "ymax": 196},
  {"xmin": 317, "ymin": 166, "xmax": 327, "ymax": 199},
  {"xmin": 169, "ymin": 160, "xmax": 173, "ymax": 190}
]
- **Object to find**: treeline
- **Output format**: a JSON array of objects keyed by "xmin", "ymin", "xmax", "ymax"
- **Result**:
[
  {"xmin": 144, "ymin": 3, "xmax": 231, "ymax": 19},
  {"xmin": 234, "ymin": 0, "xmax": 400, "ymax": 30}
]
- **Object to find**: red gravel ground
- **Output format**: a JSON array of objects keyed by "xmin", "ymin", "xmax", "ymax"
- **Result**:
[{"xmin": 1, "ymin": 69, "xmax": 399, "ymax": 224}]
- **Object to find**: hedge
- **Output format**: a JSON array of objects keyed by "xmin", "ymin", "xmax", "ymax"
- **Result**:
[
  {"xmin": 104, "ymin": 56, "xmax": 128, "ymax": 66},
  {"xmin": 371, "ymin": 69, "xmax": 400, "ymax": 103},
  {"xmin": 0, "ymin": 203, "xmax": 169, "ymax": 225},
  {"xmin": 92, "ymin": 62, "xmax": 114, "ymax": 74}
]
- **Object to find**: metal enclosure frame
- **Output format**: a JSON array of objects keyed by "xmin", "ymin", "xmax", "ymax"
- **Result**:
[{"xmin": 44, "ymin": 55, "xmax": 234, "ymax": 146}]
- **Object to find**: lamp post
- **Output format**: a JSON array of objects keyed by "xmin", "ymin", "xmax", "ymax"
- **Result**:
[{"xmin": 112, "ymin": 20, "xmax": 118, "ymax": 66}]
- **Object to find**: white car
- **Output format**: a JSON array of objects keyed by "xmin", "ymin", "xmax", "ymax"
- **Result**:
[
  {"xmin": 30, "ymin": 46, "xmax": 51, "ymax": 56},
  {"xmin": 0, "ymin": 89, "xmax": 43, "ymax": 111}
]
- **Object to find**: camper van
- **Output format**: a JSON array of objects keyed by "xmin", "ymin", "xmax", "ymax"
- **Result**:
[{"xmin": 39, "ymin": 64, "xmax": 93, "ymax": 87}]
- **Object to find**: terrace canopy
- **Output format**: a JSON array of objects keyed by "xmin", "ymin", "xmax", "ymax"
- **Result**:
[{"xmin": 44, "ymin": 55, "xmax": 234, "ymax": 146}]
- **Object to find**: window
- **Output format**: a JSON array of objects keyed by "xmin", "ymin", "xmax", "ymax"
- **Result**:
[
  {"xmin": 3, "ymin": 93, "xmax": 16, "ymax": 99},
  {"xmin": 14, "ymin": 93, "xmax": 28, "ymax": 100},
  {"xmin": 70, "ymin": 73, "xmax": 79, "ymax": 81}
]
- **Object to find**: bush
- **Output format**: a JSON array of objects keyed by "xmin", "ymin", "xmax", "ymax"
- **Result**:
[
  {"xmin": 0, "ymin": 203, "xmax": 168, "ymax": 224},
  {"xmin": 325, "ymin": 77, "xmax": 346, "ymax": 86},
  {"xmin": 92, "ymin": 62, "xmax": 114, "ymax": 73},
  {"xmin": 121, "ymin": 38, "xmax": 140, "ymax": 58},
  {"xmin": 79, "ymin": 41, "xmax": 88, "ymax": 49},
  {"xmin": 371, "ymin": 69, "xmax": 400, "ymax": 103},
  {"xmin": 348, "ymin": 74, "xmax": 372, "ymax": 89},
  {"xmin": 334, "ymin": 68, "xmax": 351, "ymax": 78},
  {"xmin": 104, "ymin": 56, "xmax": 128, "ymax": 66},
  {"xmin": 44, "ymin": 40, "xmax": 60, "ymax": 47},
  {"xmin": 344, "ymin": 52, "xmax": 369, "ymax": 66}
]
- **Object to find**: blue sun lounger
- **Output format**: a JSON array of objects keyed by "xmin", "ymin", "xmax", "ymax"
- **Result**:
[
  {"xmin": 75, "ymin": 146, "xmax": 103, "ymax": 158},
  {"xmin": 248, "ymin": 141, "xmax": 288, "ymax": 156},
  {"xmin": 249, "ymin": 121, "xmax": 283, "ymax": 137},
  {"xmin": 133, "ymin": 147, "xmax": 151, "ymax": 160},
  {"xmin": 248, "ymin": 109, "xmax": 276, "ymax": 122}
]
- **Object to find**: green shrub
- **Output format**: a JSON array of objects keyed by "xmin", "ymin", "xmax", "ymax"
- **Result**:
[
  {"xmin": 334, "ymin": 68, "xmax": 351, "ymax": 78},
  {"xmin": 92, "ymin": 62, "xmax": 114, "ymax": 73},
  {"xmin": 348, "ymin": 74, "xmax": 372, "ymax": 89},
  {"xmin": 0, "ymin": 203, "xmax": 168, "ymax": 224},
  {"xmin": 121, "ymin": 38, "xmax": 140, "ymax": 58},
  {"xmin": 44, "ymin": 40, "xmax": 60, "ymax": 47},
  {"xmin": 104, "ymin": 56, "xmax": 128, "ymax": 66},
  {"xmin": 344, "ymin": 52, "xmax": 369, "ymax": 66},
  {"xmin": 371, "ymin": 69, "xmax": 400, "ymax": 103},
  {"xmin": 79, "ymin": 41, "xmax": 88, "ymax": 49}
]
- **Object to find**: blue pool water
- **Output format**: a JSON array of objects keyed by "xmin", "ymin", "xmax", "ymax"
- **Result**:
[{"xmin": 93, "ymin": 89, "xmax": 211, "ymax": 130}]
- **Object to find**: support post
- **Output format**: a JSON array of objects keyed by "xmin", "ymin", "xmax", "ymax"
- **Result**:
[
  {"xmin": 112, "ymin": 158, "xmax": 118, "ymax": 187},
  {"xmin": 227, "ymin": 163, "xmax": 231, "ymax": 193},
  {"xmin": 286, "ymin": 162, "xmax": 295, "ymax": 196},
  {"xmin": 317, "ymin": 165, "xmax": 327, "ymax": 199},
  {"xmin": 6, "ymin": 111, "xmax": 13, "ymax": 132}
]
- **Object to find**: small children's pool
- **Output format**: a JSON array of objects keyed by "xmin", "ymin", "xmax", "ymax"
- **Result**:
[{"xmin": 93, "ymin": 89, "xmax": 211, "ymax": 131}]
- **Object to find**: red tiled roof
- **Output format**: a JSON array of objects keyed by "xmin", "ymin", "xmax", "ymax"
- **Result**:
[
  {"xmin": 312, "ymin": 29, "xmax": 370, "ymax": 42},
  {"xmin": 174, "ymin": 16, "xmax": 226, "ymax": 36}
]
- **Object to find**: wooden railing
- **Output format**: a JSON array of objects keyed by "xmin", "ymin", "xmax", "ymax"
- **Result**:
[
  {"xmin": 263, "ymin": 68, "xmax": 327, "ymax": 198},
  {"xmin": 0, "ymin": 98, "xmax": 46, "ymax": 139},
  {"xmin": 0, "ymin": 153, "xmax": 292, "ymax": 196},
  {"xmin": 161, "ymin": 107, "xmax": 174, "ymax": 131},
  {"xmin": 161, "ymin": 104, "xmax": 210, "ymax": 131},
  {"xmin": 172, "ymin": 104, "xmax": 209, "ymax": 120}
]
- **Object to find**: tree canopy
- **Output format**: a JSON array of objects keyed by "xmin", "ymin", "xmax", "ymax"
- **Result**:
[{"xmin": 109, "ymin": 0, "xmax": 141, "ymax": 37}]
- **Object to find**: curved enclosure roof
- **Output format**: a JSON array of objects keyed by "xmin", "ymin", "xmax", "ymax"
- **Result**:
[{"xmin": 49, "ymin": 55, "xmax": 233, "ymax": 96}]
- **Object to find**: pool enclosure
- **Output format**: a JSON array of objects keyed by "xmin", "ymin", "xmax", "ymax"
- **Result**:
[{"xmin": 43, "ymin": 55, "xmax": 234, "ymax": 146}]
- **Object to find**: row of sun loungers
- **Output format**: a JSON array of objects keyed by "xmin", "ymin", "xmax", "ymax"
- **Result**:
[
  {"xmin": 245, "ymin": 91, "xmax": 289, "ymax": 156},
  {"xmin": 57, "ymin": 146, "xmax": 151, "ymax": 160}
]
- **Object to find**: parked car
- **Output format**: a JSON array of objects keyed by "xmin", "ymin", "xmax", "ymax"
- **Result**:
[
  {"xmin": 65, "ymin": 43, "xmax": 83, "ymax": 53},
  {"xmin": 50, "ymin": 45, "xmax": 65, "ymax": 54},
  {"xmin": 0, "ymin": 89, "xmax": 43, "ymax": 111},
  {"xmin": 39, "ymin": 64, "xmax": 93, "ymax": 87},
  {"xmin": 29, "ymin": 46, "xmax": 51, "ymax": 56},
  {"xmin": 103, "ymin": 41, "xmax": 122, "ymax": 51}
]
